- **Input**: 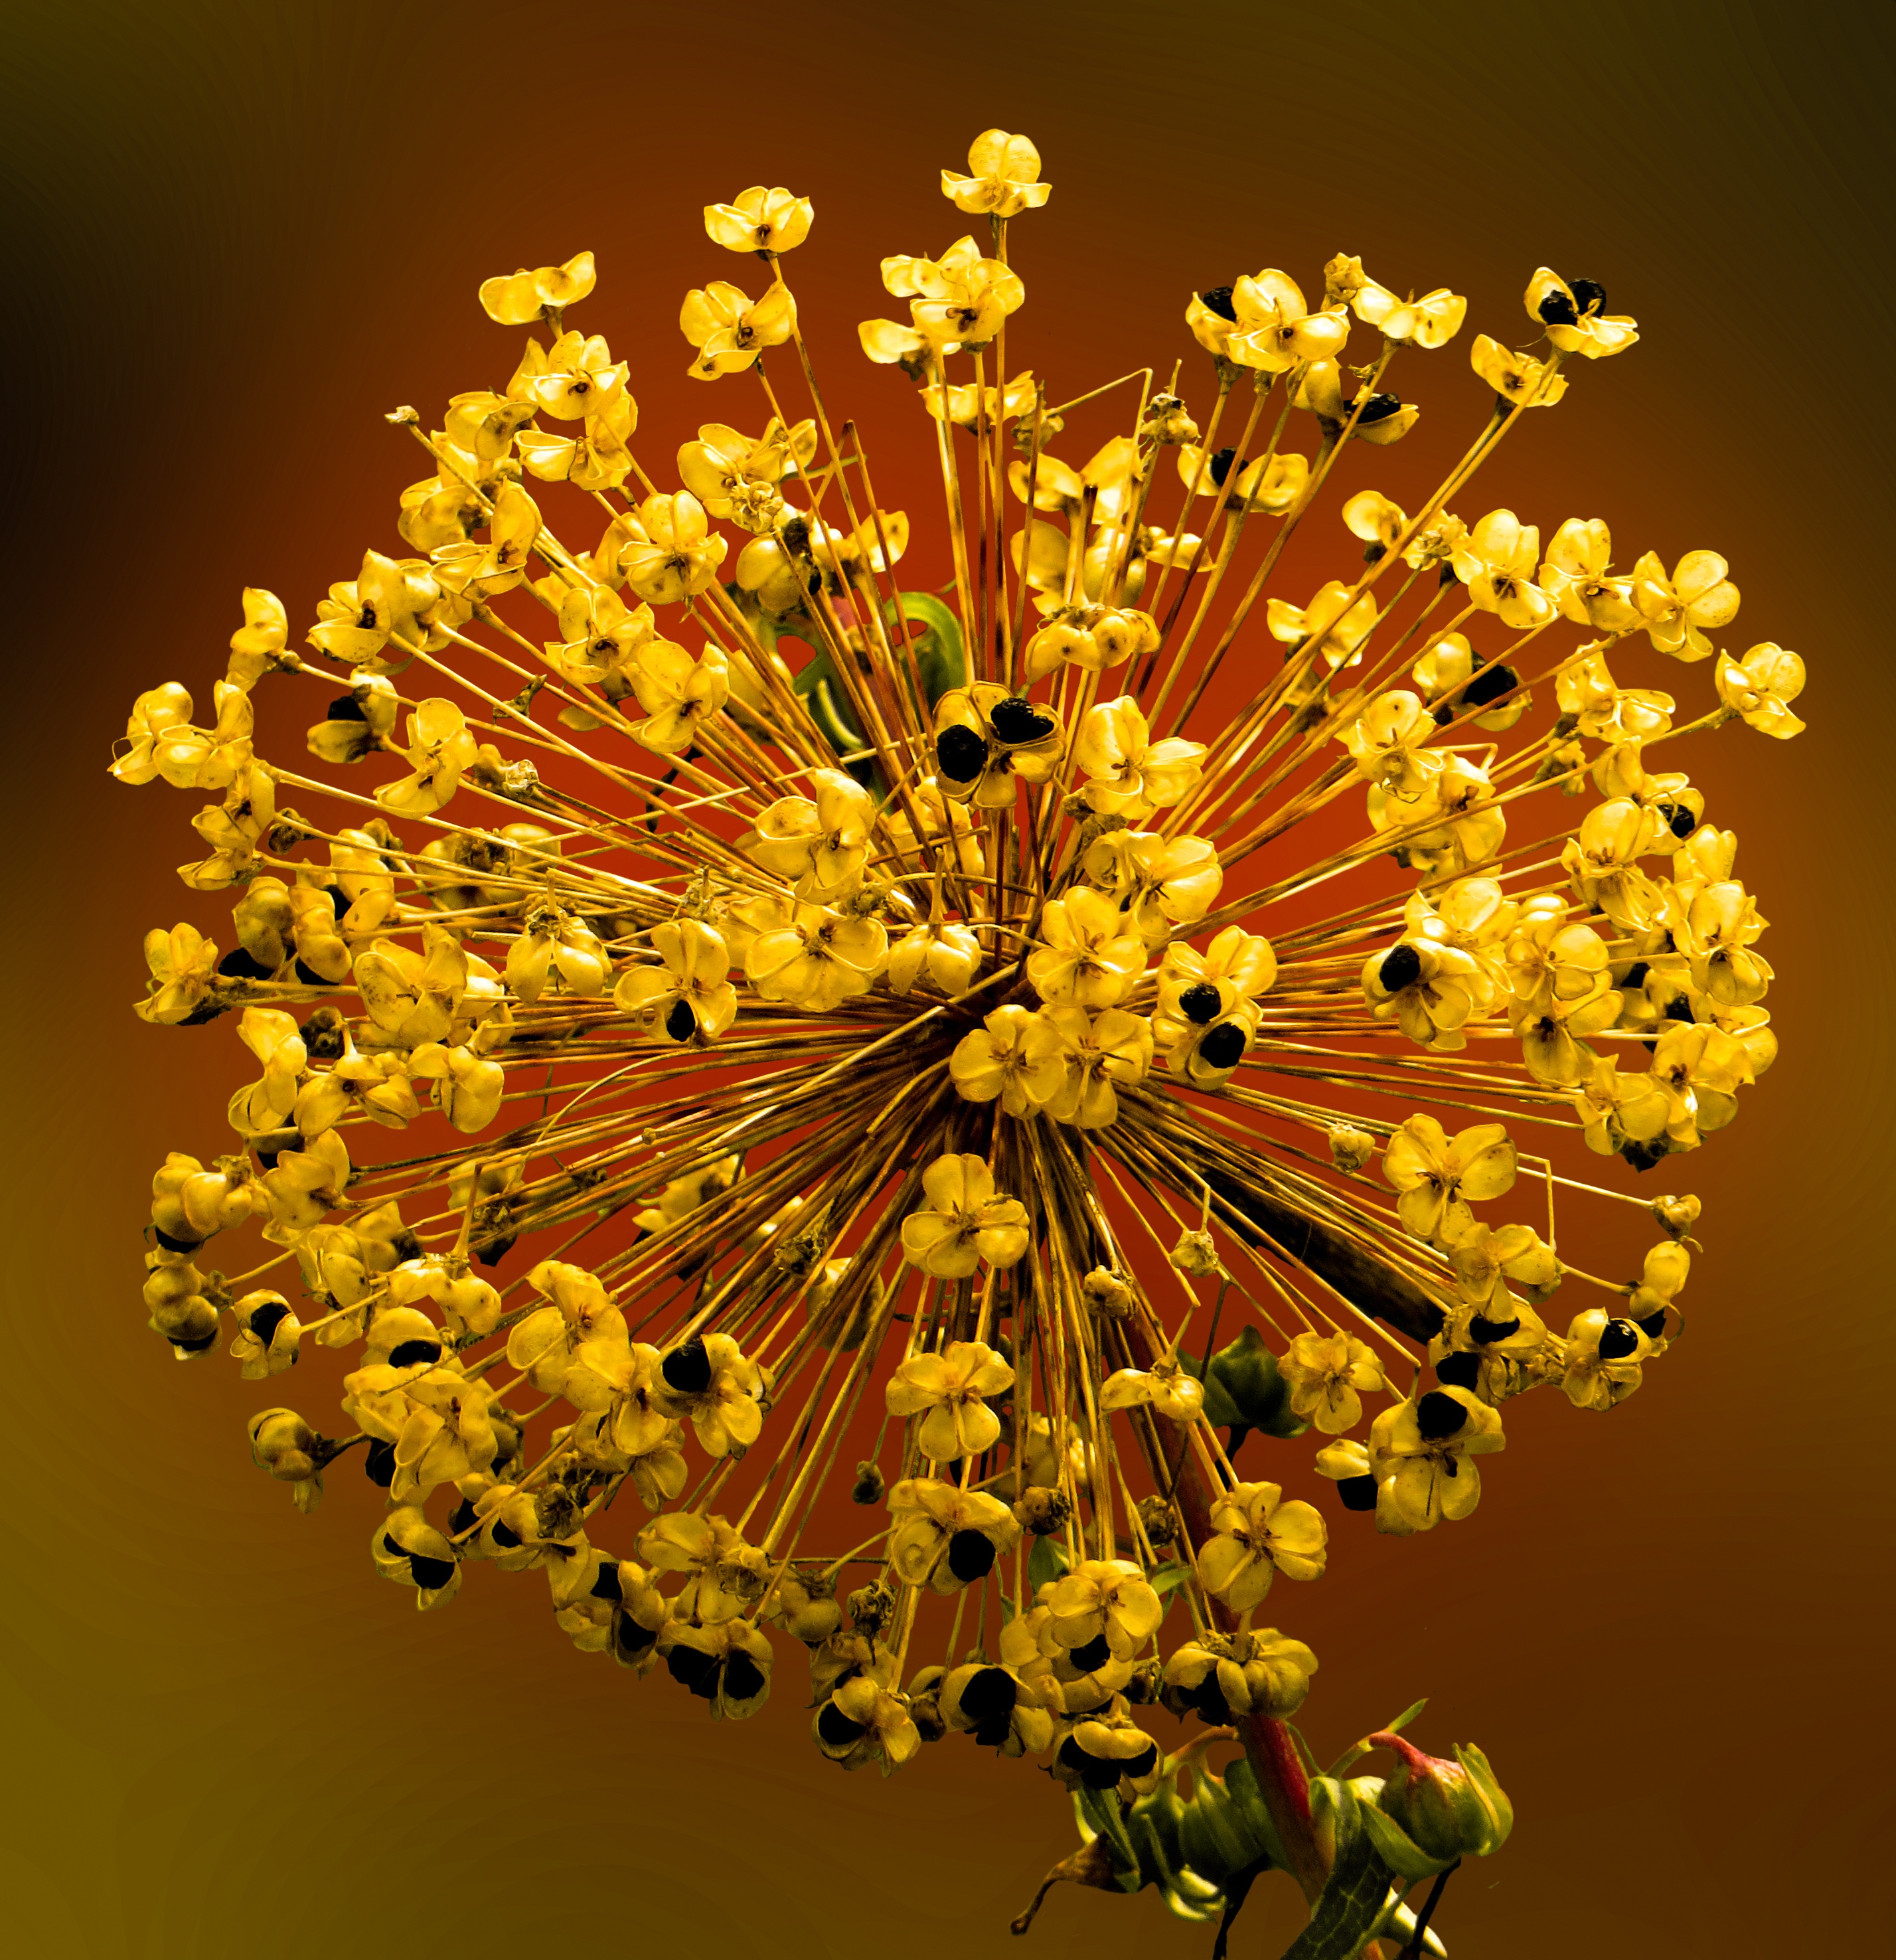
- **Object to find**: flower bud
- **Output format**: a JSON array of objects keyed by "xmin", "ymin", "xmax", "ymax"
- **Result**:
[
  {"xmin": 769, "ymin": 1566, "xmax": 843, "ymax": 1643},
  {"xmin": 846, "ymin": 1579, "xmax": 895, "ymax": 1635},
  {"xmin": 248, "ymin": 1407, "xmax": 327, "ymax": 1512},
  {"xmin": 850, "ymin": 1459, "xmax": 886, "ymax": 1505},
  {"xmin": 1081, "ymin": 1266, "xmax": 1132, "ymax": 1316},
  {"xmin": 1168, "ymin": 1228, "xmax": 1218, "ymax": 1277},
  {"xmin": 230, "ymin": 1288, "xmax": 301, "ymax": 1379},
  {"xmin": 1013, "ymin": 1483, "xmax": 1071, "ymax": 1536},
  {"xmin": 1651, "ymin": 1192, "xmax": 1701, "ymax": 1240},
  {"xmin": 1327, "ymin": 1121, "xmax": 1378, "ymax": 1172},
  {"xmin": 1368, "ymin": 1730, "xmax": 1513, "ymax": 1861}
]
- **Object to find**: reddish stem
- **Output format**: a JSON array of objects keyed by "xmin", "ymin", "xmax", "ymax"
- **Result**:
[{"xmin": 1123, "ymin": 1321, "xmax": 1330, "ymax": 1903}]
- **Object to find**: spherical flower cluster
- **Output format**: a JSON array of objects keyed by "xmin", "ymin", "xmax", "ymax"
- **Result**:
[{"xmin": 116, "ymin": 131, "xmax": 1800, "ymax": 1951}]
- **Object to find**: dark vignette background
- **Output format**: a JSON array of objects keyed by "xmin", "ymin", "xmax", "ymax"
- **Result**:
[{"xmin": 4, "ymin": 3, "xmax": 1891, "ymax": 1955}]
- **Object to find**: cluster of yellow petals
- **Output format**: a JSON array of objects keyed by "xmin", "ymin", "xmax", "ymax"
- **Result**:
[{"xmin": 110, "ymin": 125, "xmax": 1800, "ymax": 1869}]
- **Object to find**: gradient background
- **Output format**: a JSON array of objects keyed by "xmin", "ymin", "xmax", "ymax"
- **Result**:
[{"xmin": 6, "ymin": 2, "xmax": 1892, "ymax": 1954}]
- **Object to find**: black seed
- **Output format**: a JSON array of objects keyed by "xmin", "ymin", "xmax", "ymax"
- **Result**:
[
  {"xmin": 1439, "ymin": 561, "xmax": 1461, "ymax": 587},
  {"xmin": 248, "ymin": 1301, "xmax": 291, "ymax": 1345},
  {"xmin": 1354, "ymin": 392, "xmax": 1401, "ymax": 424},
  {"xmin": 1059, "ymin": 1736, "xmax": 1127, "ymax": 1789},
  {"xmin": 1378, "ymin": 943, "xmax": 1423, "ymax": 992},
  {"xmin": 958, "ymin": 1667, "xmax": 1018, "ymax": 1726},
  {"xmin": 1636, "ymin": 1309, "xmax": 1669, "ymax": 1339},
  {"xmin": 973, "ymin": 1714, "xmax": 1014, "ymax": 1748},
  {"xmin": 1363, "ymin": 540, "xmax": 1387, "ymax": 564},
  {"xmin": 1462, "ymin": 663, "xmax": 1518, "ymax": 708},
  {"xmin": 662, "ymin": 1335, "xmax": 712, "ymax": 1394},
  {"xmin": 153, "ymin": 1226, "xmax": 201, "ymax": 1254},
  {"xmin": 491, "ymin": 1520, "xmax": 521, "ymax": 1549},
  {"xmin": 1621, "ymin": 1138, "xmax": 1670, "ymax": 1173},
  {"xmin": 1664, "ymin": 997, "xmax": 1696, "ymax": 1024},
  {"xmin": 947, "ymin": 1528, "xmax": 998, "ymax": 1583},
  {"xmin": 667, "ymin": 1645, "xmax": 721, "ymax": 1697},
  {"xmin": 386, "ymin": 1339, "xmax": 442, "ymax": 1369},
  {"xmin": 1537, "ymin": 288, "xmax": 1579, "ymax": 326},
  {"xmin": 935, "ymin": 723, "xmax": 989, "ymax": 781},
  {"xmin": 1435, "ymin": 1352, "xmax": 1482, "ymax": 1390},
  {"xmin": 590, "ymin": 1562, "xmax": 623, "ymax": 1602},
  {"xmin": 1416, "ymin": 1390, "xmax": 1468, "ymax": 1440},
  {"xmin": 447, "ymin": 1499, "xmax": 477, "ymax": 1534},
  {"xmin": 218, "ymin": 945, "xmax": 277, "ymax": 981},
  {"xmin": 1598, "ymin": 1319, "xmax": 1642, "ymax": 1361},
  {"xmin": 1661, "ymin": 801, "xmax": 1698, "ymax": 839},
  {"xmin": 390, "ymin": 1230, "xmax": 424, "ymax": 1264},
  {"xmin": 1067, "ymin": 1633, "xmax": 1112, "ymax": 1673},
  {"xmin": 180, "ymin": 1001, "xmax": 226, "ymax": 1025},
  {"xmin": 1338, "ymin": 1473, "xmax": 1380, "ymax": 1511},
  {"xmin": 301, "ymin": 1011, "xmax": 346, "ymax": 1060},
  {"xmin": 988, "ymin": 696, "xmax": 1056, "ymax": 744},
  {"xmin": 1468, "ymin": 1314, "xmax": 1520, "ymax": 1347},
  {"xmin": 664, "ymin": 997, "xmax": 697, "ymax": 1043},
  {"xmin": 817, "ymin": 1701, "xmax": 867, "ymax": 1747},
  {"xmin": 322, "ymin": 884, "xmax": 353, "ymax": 915},
  {"xmin": 407, "ymin": 1551, "xmax": 455, "ymax": 1590},
  {"xmin": 293, "ymin": 959, "xmax": 329, "ymax": 987},
  {"xmin": 807, "ymin": 572, "xmax": 823, "ymax": 594},
  {"xmin": 1180, "ymin": 981, "xmax": 1223, "ymax": 1024},
  {"xmin": 1121, "ymin": 1744, "xmax": 1158, "ymax": 1781},
  {"xmin": 173, "ymin": 1329, "xmax": 218, "ymax": 1353},
  {"xmin": 781, "ymin": 517, "xmax": 811, "ymax": 554},
  {"xmin": 1182, "ymin": 1674, "xmax": 1231, "ymax": 1724},
  {"xmin": 364, "ymin": 1440, "xmax": 397, "ymax": 1487},
  {"xmin": 1568, "ymin": 278, "xmax": 1607, "ymax": 315},
  {"xmin": 1199, "ymin": 1022, "xmax": 1247, "ymax": 1070},
  {"xmin": 615, "ymin": 1615, "xmax": 658, "ymax": 1661},
  {"xmin": 1199, "ymin": 285, "xmax": 1237, "ymax": 322},
  {"xmin": 325, "ymin": 695, "xmax": 368, "ymax": 722},
  {"xmin": 1208, "ymin": 446, "xmax": 1238, "ymax": 487},
  {"xmin": 723, "ymin": 1652, "xmax": 767, "ymax": 1702},
  {"xmin": 1621, "ymin": 961, "xmax": 1650, "ymax": 991},
  {"xmin": 476, "ymin": 1233, "xmax": 516, "ymax": 1268}
]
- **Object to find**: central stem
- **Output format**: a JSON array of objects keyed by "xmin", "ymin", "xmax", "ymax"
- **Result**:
[{"xmin": 1121, "ymin": 1313, "xmax": 1331, "ymax": 1904}]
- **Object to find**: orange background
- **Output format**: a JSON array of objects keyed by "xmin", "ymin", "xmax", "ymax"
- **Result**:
[{"xmin": 7, "ymin": 3, "xmax": 1891, "ymax": 1955}]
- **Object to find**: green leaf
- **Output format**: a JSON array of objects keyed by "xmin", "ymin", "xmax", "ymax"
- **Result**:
[
  {"xmin": 884, "ymin": 590, "xmax": 967, "ymax": 705},
  {"xmin": 1328, "ymin": 1697, "xmax": 1429, "ymax": 1779},
  {"xmin": 1277, "ymin": 1780, "xmax": 1398, "ymax": 1960},
  {"xmin": 1222, "ymin": 1757, "xmax": 1293, "ymax": 1874},
  {"xmin": 1026, "ymin": 1532, "xmax": 1071, "ymax": 1593},
  {"xmin": 790, "ymin": 650, "xmax": 882, "ymax": 792},
  {"xmin": 1176, "ymin": 1348, "xmax": 1242, "ymax": 1429},
  {"xmin": 1357, "ymin": 1803, "xmax": 1456, "ymax": 1885},
  {"xmin": 1177, "ymin": 1765, "xmax": 1275, "ymax": 1887},
  {"xmin": 1076, "ymin": 1786, "xmax": 1143, "ymax": 1890}
]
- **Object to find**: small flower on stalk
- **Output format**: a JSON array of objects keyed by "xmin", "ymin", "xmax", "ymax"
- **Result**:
[
  {"xmin": 1279, "ymin": 1333, "xmax": 1386, "ymax": 1435},
  {"xmin": 1162, "ymin": 1627, "xmax": 1318, "ymax": 1723},
  {"xmin": 1196, "ymin": 1482, "xmax": 1328, "ymax": 1611},
  {"xmin": 888, "ymin": 1477, "xmax": 1022, "ymax": 1590},
  {"xmin": 1367, "ymin": 1388, "xmax": 1505, "ymax": 1532},
  {"xmin": 704, "ymin": 186, "xmax": 813, "ymax": 255},
  {"xmin": 884, "ymin": 1339, "xmax": 1015, "ymax": 1461},
  {"xmin": 1716, "ymin": 642, "xmax": 1806, "ymax": 738},
  {"xmin": 898, "ymin": 1157, "xmax": 1030, "ymax": 1279}
]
